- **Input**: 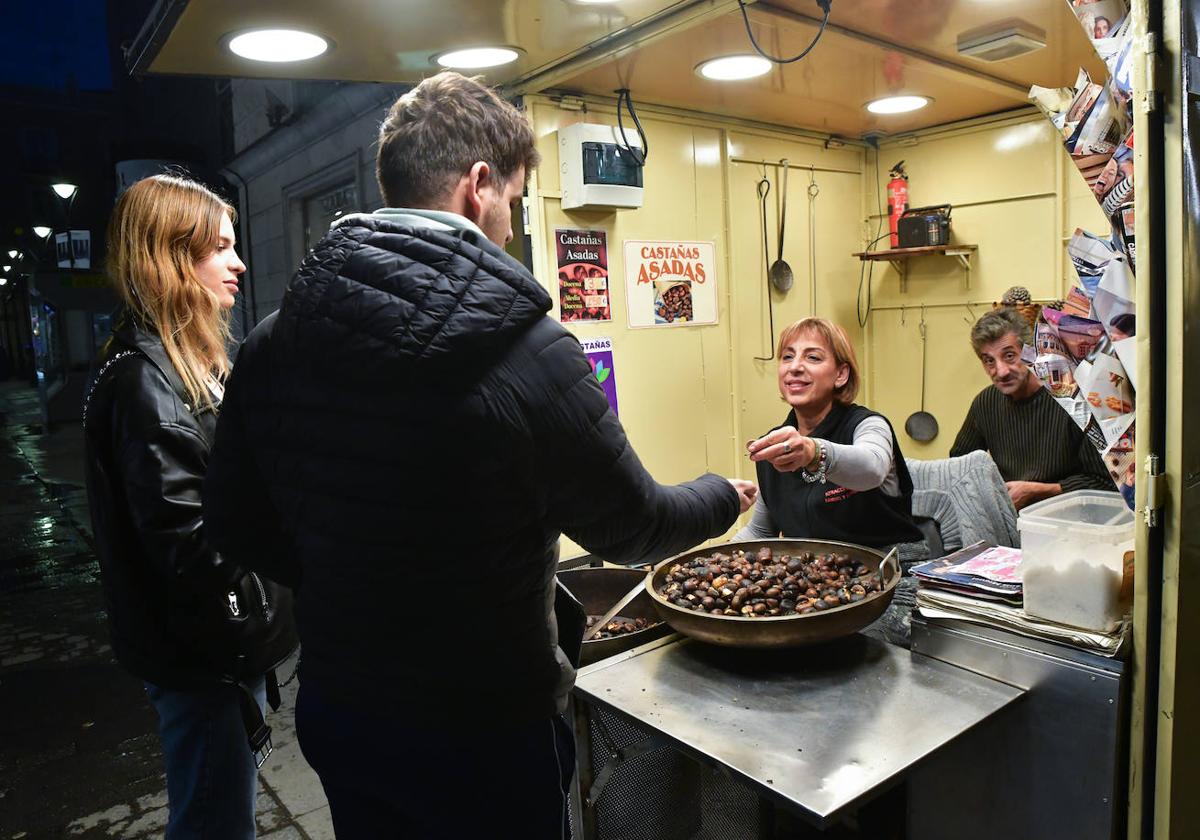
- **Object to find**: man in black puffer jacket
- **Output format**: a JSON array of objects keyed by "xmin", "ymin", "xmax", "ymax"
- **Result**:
[{"xmin": 204, "ymin": 72, "xmax": 757, "ymax": 839}]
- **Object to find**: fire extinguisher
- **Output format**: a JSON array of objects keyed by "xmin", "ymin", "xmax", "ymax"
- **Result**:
[{"xmin": 887, "ymin": 161, "xmax": 908, "ymax": 248}]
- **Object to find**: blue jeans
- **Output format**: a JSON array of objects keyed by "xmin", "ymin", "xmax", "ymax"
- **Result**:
[
  {"xmin": 145, "ymin": 677, "xmax": 267, "ymax": 840},
  {"xmin": 297, "ymin": 682, "xmax": 575, "ymax": 839}
]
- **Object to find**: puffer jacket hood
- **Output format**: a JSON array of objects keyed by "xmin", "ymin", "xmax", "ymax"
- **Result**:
[{"xmin": 279, "ymin": 214, "xmax": 551, "ymax": 381}]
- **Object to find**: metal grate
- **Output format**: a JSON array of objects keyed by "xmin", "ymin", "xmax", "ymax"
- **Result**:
[{"xmin": 577, "ymin": 705, "xmax": 763, "ymax": 840}]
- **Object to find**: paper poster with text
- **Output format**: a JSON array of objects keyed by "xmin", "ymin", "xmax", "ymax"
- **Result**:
[
  {"xmin": 555, "ymin": 229, "xmax": 611, "ymax": 323},
  {"xmin": 581, "ymin": 337, "xmax": 619, "ymax": 417},
  {"xmin": 623, "ymin": 240, "xmax": 718, "ymax": 328}
]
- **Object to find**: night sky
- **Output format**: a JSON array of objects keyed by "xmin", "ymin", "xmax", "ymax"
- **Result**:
[{"xmin": 1, "ymin": 0, "xmax": 112, "ymax": 90}]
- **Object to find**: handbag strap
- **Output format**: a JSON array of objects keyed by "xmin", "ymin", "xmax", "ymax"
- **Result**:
[{"xmin": 82, "ymin": 350, "xmax": 140, "ymax": 432}]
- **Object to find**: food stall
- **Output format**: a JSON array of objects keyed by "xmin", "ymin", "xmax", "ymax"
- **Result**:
[{"xmin": 126, "ymin": 0, "xmax": 1198, "ymax": 836}]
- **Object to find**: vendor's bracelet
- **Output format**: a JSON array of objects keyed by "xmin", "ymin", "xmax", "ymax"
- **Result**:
[{"xmin": 802, "ymin": 440, "xmax": 828, "ymax": 484}]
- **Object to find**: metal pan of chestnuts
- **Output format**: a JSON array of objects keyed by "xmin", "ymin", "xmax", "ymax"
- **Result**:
[{"xmin": 646, "ymin": 539, "xmax": 899, "ymax": 648}]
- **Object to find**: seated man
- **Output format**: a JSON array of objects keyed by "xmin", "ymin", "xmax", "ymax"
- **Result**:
[{"xmin": 951, "ymin": 308, "xmax": 1112, "ymax": 510}]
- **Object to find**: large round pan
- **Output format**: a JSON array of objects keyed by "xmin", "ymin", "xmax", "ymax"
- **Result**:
[
  {"xmin": 558, "ymin": 567, "xmax": 670, "ymax": 665},
  {"xmin": 646, "ymin": 539, "xmax": 899, "ymax": 649}
]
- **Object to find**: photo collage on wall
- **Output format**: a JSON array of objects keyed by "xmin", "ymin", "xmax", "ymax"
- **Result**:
[{"xmin": 1028, "ymin": 0, "xmax": 1137, "ymax": 508}]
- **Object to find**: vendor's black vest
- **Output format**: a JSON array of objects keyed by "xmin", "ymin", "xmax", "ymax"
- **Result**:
[{"xmin": 756, "ymin": 403, "xmax": 921, "ymax": 548}]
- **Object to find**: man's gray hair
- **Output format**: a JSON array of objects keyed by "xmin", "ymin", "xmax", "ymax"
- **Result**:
[{"xmin": 970, "ymin": 308, "xmax": 1032, "ymax": 355}]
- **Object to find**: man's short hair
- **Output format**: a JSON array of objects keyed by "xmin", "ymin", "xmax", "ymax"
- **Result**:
[
  {"xmin": 376, "ymin": 71, "xmax": 541, "ymax": 208},
  {"xmin": 970, "ymin": 308, "xmax": 1032, "ymax": 355}
]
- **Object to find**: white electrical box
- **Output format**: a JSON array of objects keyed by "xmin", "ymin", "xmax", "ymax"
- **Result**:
[{"xmin": 559, "ymin": 122, "xmax": 644, "ymax": 211}]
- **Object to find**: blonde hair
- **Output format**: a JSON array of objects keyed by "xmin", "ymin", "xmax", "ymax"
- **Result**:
[
  {"xmin": 776, "ymin": 318, "xmax": 861, "ymax": 404},
  {"xmin": 106, "ymin": 174, "xmax": 234, "ymax": 412}
]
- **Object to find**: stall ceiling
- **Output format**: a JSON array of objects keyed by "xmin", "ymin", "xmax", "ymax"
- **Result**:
[
  {"xmin": 134, "ymin": 0, "xmax": 1106, "ymax": 139},
  {"xmin": 554, "ymin": 0, "xmax": 1106, "ymax": 137},
  {"xmin": 137, "ymin": 0, "xmax": 708, "ymax": 85}
]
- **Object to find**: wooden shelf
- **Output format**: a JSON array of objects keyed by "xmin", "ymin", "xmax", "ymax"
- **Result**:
[{"xmin": 852, "ymin": 244, "xmax": 977, "ymax": 292}]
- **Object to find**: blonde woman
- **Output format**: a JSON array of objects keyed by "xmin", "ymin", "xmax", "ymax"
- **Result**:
[
  {"xmin": 83, "ymin": 174, "xmax": 295, "ymax": 840},
  {"xmin": 736, "ymin": 318, "xmax": 921, "ymax": 548}
]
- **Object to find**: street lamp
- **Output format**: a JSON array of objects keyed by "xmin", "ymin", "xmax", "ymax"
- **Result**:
[
  {"xmin": 32, "ymin": 226, "xmax": 51, "ymax": 239},
  {"xmin": 7, "ymin": 250, "xmax": 18, "ymax": 260},
  {"xmin": 51, "ymin": 183, "xmax": 78, "ymax": 200}
]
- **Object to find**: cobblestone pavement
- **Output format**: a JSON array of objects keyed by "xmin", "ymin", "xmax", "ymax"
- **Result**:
[{"xmin": 0, "ymin": 381, "xmax": 333, "ymax": 839}]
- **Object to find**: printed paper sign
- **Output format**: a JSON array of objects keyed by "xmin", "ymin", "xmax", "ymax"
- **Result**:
[
  {"xmin": 623, "ymin": 240, "xmax": 718, "ymax": 328},
  {"xmin": 556, "ymin": 229, "xmax": 611, "ymax": 323},
  {"xmin": 581, "ymin": 337, "xmax": 619, "ymax": 417}
]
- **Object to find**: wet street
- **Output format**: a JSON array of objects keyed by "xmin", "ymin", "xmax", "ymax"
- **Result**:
[{"xmin": 0, "ymin": 382, "xmax": 333, "ymax": 839}]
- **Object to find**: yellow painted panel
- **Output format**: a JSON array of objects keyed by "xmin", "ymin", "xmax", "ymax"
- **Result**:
[
  {"xmin": 863, "ymin": 116, "xmax": 1120, "ymax": 459},
  {"xmin": 529, "ymin": 99, "xmax": 741, "ymax": 556},
  {"xmin": 868, "ymin": 305, "xmax": 992, "ymax": 460},
  {"xmin": 725, "ymin": 154, "xmax": 866, "ymax": 448},
  {"xmin": 869, "ymin": 199, "xmax": 1060, "ymax": 308},
  {"xmin": 876, "ymin": 119, "xmax": 1059, "ymax": 210}
]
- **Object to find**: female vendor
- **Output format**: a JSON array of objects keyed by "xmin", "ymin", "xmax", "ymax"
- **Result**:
[{"xmin": 734, "ymin": 317, "xmax": 922, "ymax": 548}]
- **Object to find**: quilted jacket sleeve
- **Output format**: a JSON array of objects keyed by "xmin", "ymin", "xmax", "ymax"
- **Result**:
[
  {"xmin": 203, "ymin": 315, "xmax": 301, "ymax": 587},
  {"xmin": 527, "ymin": 327, "xmax": 739, "ymax": 564}
]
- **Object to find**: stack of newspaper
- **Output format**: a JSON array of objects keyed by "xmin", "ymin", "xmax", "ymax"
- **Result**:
[{"xmin": 912, "ymin": 542, "xmax": 1128, "ymax": 657}]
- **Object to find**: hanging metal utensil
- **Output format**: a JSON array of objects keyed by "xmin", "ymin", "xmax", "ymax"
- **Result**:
[
  {"xmin": 904, "ymin": 310, "xmax": 940, "ymax": 442},
  {"xmin": 769, "ymin": 159, "xmax": 795, "ymax": 292},
  {"xmin": 754, "ymin": 171, "xmax": 776, "ymax": 361}
]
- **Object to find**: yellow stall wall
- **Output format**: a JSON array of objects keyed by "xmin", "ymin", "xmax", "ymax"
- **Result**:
[
  {"xmin": 526, "ymin": 96, "xmax": 864, "ymax": 555},
  {"xmin": 862, "ymin": 112, "xmax": 1109, "ymax": 459},
  {"xmin": 525, "ymin": 100, "xmax": 1110, "ymax": 557}
]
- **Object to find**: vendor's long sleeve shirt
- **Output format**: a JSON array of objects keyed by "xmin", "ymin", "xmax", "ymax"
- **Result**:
[
  {"xmin": 734, "ymin": 417, "xmax": 899, "ymax": 540},
  {"xmin": 949, "ymin": 385, "xmax": 1113, "ymax": 492}
]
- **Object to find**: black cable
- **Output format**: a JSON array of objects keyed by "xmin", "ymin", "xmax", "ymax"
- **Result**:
[
  {"xmin": 614, "ymin": 88, "xmax": 648, "ymax": 165},
  {"xmin": 856, "ymin": 148, "xmax": 888, "ymax": 328},
  {"xmin": 737, "ymin": 0, "xmax": 831, "ymax": 65}
]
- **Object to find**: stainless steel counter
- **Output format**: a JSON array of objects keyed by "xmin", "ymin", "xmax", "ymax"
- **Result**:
[{"xmin": 572, "ymin": 632, "xmax": 1024, "ymax": 828}]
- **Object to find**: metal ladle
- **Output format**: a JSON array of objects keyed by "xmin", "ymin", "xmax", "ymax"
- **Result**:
[
  {"xmin": 769, "ymin": 159, "xmax": 795, "ymax": 292},
  {"xmin": 904, "ymin": 313, "xmax": 939, "ymax": 442}
]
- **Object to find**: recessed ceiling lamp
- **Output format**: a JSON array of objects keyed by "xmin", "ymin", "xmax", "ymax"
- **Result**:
[
  {"xmin": 866, "ymin": 95, "xmax": 931, "ymax": 115},
  {"xmin": 434, "ymin": 47, "xmax": 521, "ymax": 69},
  {"xmin": 228, "ymin": 29, "xmax": 330, "ymax": 63},
  {"xmin": 696, "ymin": 55, "xmax": 772, "ymax": 81}
]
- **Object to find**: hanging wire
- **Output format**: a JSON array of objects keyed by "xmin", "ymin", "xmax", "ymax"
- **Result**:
[
  {"xmin": 737, "ymin": 0, "xmax": 832, "ymax": 65},
  {"xmin": 856, "ymin": 146, "xmax": 888, "ymax": 328},
  {"xmin": 614, "ymin": 88, "xmax": 648, "ymax": 165}
]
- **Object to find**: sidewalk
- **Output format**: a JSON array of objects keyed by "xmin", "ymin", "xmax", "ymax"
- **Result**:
[{"xmin": 0, "ymin": 381, "xmax": 333, "ymax": 839}]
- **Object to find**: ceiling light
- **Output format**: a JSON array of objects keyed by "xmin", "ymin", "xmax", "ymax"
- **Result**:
[
  {"xmin": 51, "ymin": 183, "xmax": 77, "ymax": 199},
  {"xmin": 434, "ymin": 47, "xmax": 520, "ymax": 69},
  {"xmin": 228, "ymin": 29, "xmax": 330, "ymax": 63},
  {"xmin": 33, "ymin": 226, "xmax": 52, "ymax": 239},
  {"xmin": 696, "ymin": 55, "xmax": 772, "ymax": 81},
  {"xmin": 866, "ymin": 95, "xmax": 931, "ymax": 115}
]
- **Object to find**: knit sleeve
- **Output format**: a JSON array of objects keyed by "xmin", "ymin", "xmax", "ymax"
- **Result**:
[
  {"xmin": 950, "ymin": 392, "xmax": 987, "ymax": 457},
  {"xmin": 1059, "ymin": 432, "xmax": 1120, "ymax": 493}
]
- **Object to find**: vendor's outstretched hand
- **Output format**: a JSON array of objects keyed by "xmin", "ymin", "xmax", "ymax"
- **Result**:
[
  {"xmin": 746, "ymin": 426, "xmax": 818, "ymax": 473},
  {"xmin": 728, "ymin": 479, "xmax": 759, "ymax": 513}
]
